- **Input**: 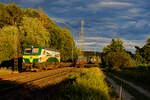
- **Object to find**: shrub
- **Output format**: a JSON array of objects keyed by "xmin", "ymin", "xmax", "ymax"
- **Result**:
[
  {"xmin": 60, "ymin": 68, "xmax": 118, "ymax": 100},
  {"xmin": 105, "ymin": 51, "xmax": 136, "ymax": 69}
]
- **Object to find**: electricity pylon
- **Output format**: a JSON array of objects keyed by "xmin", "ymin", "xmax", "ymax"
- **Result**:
[
  {"xmin": 81, "ymin": 20, "xmax": 84, "ymax": 51},
  {"xmin": 54, "ymin": 19, "xmax": 84, "ymax": 52}
]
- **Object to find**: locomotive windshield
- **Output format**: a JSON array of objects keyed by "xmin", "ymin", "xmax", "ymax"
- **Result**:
[
  {"xmin": 24, "ymin": 47, "xmax": 39, "ymax": 55},
  {"xmin": 24, "ymin": 48, "xmax": 32, "ymax": 54}
]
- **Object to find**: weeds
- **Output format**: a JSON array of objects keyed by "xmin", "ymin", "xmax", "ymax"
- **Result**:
[
  {"xmin": 106, "ymin": 73, "xmax": 150, "ymax": 100},
  {"xmin": 111, "ymin": 66, "xmax": 150, "ymax": 91},
  {"xmin": 60, "ymin": 67, "xmax": 118, "ymax": 100},
  {"xmin": 0, "ymin": 67, "xmax": 18, "ymax": 76}
]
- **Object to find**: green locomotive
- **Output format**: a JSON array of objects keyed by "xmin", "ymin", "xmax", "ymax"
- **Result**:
[{"xmin": 23, "ymin": 46, "xmax": 60, "ymax": 63}]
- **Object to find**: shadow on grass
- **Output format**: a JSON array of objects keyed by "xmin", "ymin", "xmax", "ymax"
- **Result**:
[
  {"xmin": 0, "ymin": 78, "xmax": 111, "ymax": 100},
  {"xmin": 0, "ymin": 57, "xmax": 23, "ymax": 72}
]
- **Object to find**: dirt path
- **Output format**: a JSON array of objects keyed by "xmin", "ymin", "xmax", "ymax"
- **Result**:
[
  {"xmin": 113, "ymin": 75, "xmax": 150, "ymax": 98},
  {"xmin": 106, "ymin": 76, "xmax": 134, "ymax": 100}
]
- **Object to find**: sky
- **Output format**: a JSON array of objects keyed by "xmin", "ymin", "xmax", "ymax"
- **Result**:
[{"xmin": 1, "ymin": 0, "xmax": 150, "ymax": 52}]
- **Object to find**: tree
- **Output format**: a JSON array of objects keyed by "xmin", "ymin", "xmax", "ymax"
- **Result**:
[
  {"xmin": 146, "ymin": 38, "xmax": 150, "ymax": 45},
  {"xmin": 59, "ymin": 28, "xmax": 77, "ymax": 62},
  {"xmin": 134, "ymin": 38, "xmax": 150, "ymax": 64},
  {"xmin": 20, "ymin": 17, "xmax": 50, "ymax": 47},
  {"xmin": 102, "ymin": 38, "xmax": 135, "ymax": 69},
  {"xmin": 105, "ymin": 51, "xmax": 135, "ymax": 69},
  {"xmin": 103, "ymin": 38, "xmax": 125, "ymax": 54},
  {"xmin": 0, "ymin": 26, "xmax": 19, "ymax": 63},
  {"xmin": 0, "ymin": 3, "xmax": 79, "ymax": 63},
  {"xmin": 24, "ymin": 8, "xmax": 39, "ymax": 18},
  {"xmin": 0, "ymin": 3, "xmax": 24, "ymax": 28}
]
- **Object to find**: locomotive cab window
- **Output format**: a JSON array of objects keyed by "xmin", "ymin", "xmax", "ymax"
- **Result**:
[
  {"xmin": 32, "ymin": 48, "xmax": 39, "ymax": 55},
  {"xmin": 24, "ymin": 48, "xmax": 32, "ymax": 54}
]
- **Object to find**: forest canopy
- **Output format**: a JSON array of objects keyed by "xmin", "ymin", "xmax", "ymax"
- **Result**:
[{"xmin": 0, "ymin": 3, "xmax": 79, "ymax": 63}]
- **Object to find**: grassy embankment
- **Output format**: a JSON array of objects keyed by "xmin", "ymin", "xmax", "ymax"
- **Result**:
[
  {"xmin": 106, "ymin": 72, "xmax": 150, "ymax": 100},
  {"xmin": 0, "ymin": 67, "xmax": 18, "ymax": 76},
  {"xmin": 110, "ymin": 66, "xmax": 150, "ymax": 91},
  {"xmin": 59, "ymin": 67, "xmax": 119, "ymax": 100},
  {"xmin": 104, "ymin": 65, "xmax": 150, "ymax": 100}
]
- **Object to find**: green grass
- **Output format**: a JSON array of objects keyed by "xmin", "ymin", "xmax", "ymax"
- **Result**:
[
  {"xmin": 59, "ymin": 67, "xmax": 119, "ymax": 100},
  {"xmin": 110, "ymin": 66, "xmax": 150, "ymax": 91},
  {"xmin": 106, "ymin": 73, "xmax": 150, "ymax": 100}
]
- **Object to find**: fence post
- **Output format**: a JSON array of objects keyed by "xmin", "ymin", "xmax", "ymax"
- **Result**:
[{"xmin": 120, "ymin": 85, "xmax": 122, "ymax": 100}]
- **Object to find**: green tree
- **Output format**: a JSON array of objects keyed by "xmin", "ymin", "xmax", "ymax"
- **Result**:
[
  {"xmin": 103, "ymin": 38, "xmax": 125, "ymax": 54},
  {"xmin": 0, "ymin": 26, "xmax": 20, "ymax": 63},
  {"xmin": 0, "ymin": 3, "xmax": 79, "ymax": 62},
  {"xmin": 105, "ymin": 51, "xmax": 135, "ymax": 69},
  {"xmin": 102, "ymin": 38, "xmax": 135, "ymax": 69},
  {"xmin": 59, "ymin": 28, "xmax": 77, "ymax": 61},
  {"xmin": 24, "ymin": 8, "xmax": 39, "ymax": 18},
  {"xmin": 146, "ymin": 38, "xmax": 150, "ymax": 45},
  {"xmin": 20, "ymin": 17, "xmax": 50, "ymax": 47},
  {"xmin": 0, "ymin": 3, "xmax": 24, "ymax": 28},
  {"xmin": 134, "ymin": 38, "xmax": 150, "ymax": 64}
]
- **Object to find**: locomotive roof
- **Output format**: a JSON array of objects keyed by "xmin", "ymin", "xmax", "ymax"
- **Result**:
[
  {"xmin": 24, "ymin": 46, "xmax": 59, "ymax": 52},
  {"xmin": 46, "ymin": 48, "xmax": 59, "ymax": 52}
]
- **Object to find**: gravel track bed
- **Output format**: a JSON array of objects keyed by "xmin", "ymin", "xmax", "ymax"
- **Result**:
[
  {"xmin": 0, "ymin": 67, "xmax": 75, "ymax": 97},
  {"xmin": 0, "ymin": 67, "xmax": 72, "ymax": 82},
  {"xmin": 34, "ymin": 71, "xmax": 71, "ymax": 87}
]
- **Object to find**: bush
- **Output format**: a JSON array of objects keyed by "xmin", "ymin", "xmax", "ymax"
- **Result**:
[
  {"xmin": 60, "ymin": 68, "xmax": 118, "ymax": 100},
  {"xmin": 103, "ymin": 51, "xmax": 136, "ymax": 70}
]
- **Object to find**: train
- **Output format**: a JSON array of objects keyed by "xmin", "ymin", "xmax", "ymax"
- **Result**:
[
  {"xmin": 22, "ymin": 46, "xmax": 99, "ymax": 71},
  {"xmin": 22, "ymin": 46, "xmax": 61, "ymax": 71},
  {"xmin": 23, "ymin": 46, "xmax": 60, "ymax": 63}
]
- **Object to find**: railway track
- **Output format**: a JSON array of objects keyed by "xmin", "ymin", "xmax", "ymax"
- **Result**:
[{"xmin": 0, "ymin": 67, "xmax": 74, "ymax": 98}]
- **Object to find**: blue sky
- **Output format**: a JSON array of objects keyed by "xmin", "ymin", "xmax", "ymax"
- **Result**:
[{"xmin": 1, "ymin": 0, "xmax": 150, "ymax": 52}]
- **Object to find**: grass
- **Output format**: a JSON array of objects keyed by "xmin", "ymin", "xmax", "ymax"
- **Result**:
[
  {"xmin": 110, "ymin": 66, "xmax": 150, "ymax": 91},
  {"xmin": 106, "ymin": 73, "xmax": 150, "ymax": 100},
  {"xmin": 59, "ymin": 67, "xmax": 119, "ymax": 100},
  {"xmin": 0, "ymin": 67, "xmax": 18, "ymax": 76}
]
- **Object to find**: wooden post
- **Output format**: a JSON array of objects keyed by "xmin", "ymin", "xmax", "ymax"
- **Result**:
[
  {"xmin": 120, "ymin": 85, "xmax": 122, "ymax": 100},
  {"xmin": 14, "ymin": 58, "xmax": 18, "ymax": 71}
]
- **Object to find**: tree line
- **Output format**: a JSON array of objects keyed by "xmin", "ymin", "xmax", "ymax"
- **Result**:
[
  {"xmin": 101, "ymin": 38, "xmax": 150, "ymax": 70},
  {"xmin": 0, "ymin": 3, "xmax": 79, "ymax": 65}
]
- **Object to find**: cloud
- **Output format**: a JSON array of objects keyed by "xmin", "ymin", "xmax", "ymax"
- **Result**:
[
  {"xmin": 51, "ymin": 17, "xmax": 66, "ymax": 23},
  {"xmin": 51, "ymin": 0, "xmax": 80, "ymax": 5},
  {"xmin": 135, "ymin": 20, "xmax": 148, "ymax": 28},
  {"xmin": 22, "ymin": 0, "xmax": 44, "ymax": 3},
  {"xmin": 77, "ymin": 42, "xmax": 97, "ymax": 46},
  {"xmin": 99, "ymin": 1, "xmax": 132, "ymax": 7},
  {"xmin": 86, "ymin": 1, "xmax": 133, "ymax": 12},
  {"xmin": 75, "ymin": 36, "xmax": 143, "ymax": 52},
  {"xmin": 4, "ymin": 0, "xmax": 148, "ymax": 52},
  {"xmin": 122, "ymin": 39, "xmax": 143, "ymax": 51},
  {"xmin": 84, "ymin": 37, "xmax": 111, "ymax": 41}
]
